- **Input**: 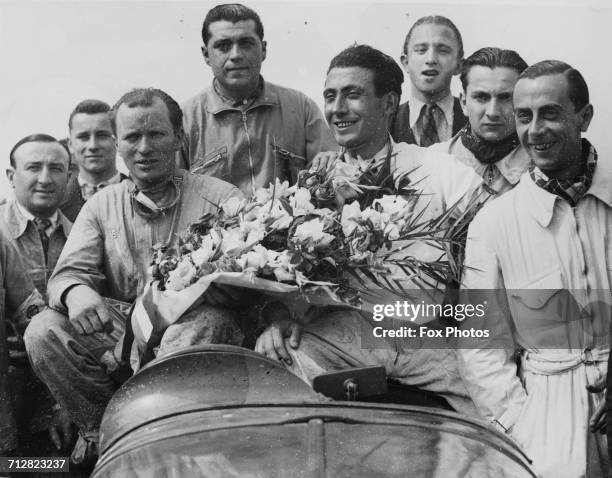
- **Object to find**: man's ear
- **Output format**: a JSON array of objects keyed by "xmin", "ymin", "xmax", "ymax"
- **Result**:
[
  {"xmin": 201, "ymin": 45, "xmax": 210, "ymax": 66},
  {"xmin": 459, "ymin": 90, "xmax": 468, "ymax": 117},
  {"xmin": 383, "ymin": 91, "xmax": 400, "ymax": 119},
  {"xmin": 261, "ymin": 40, "xmax": 267, "ymax": 63},
  {"xmin": 453, "ymin": 57, "xmax": 463, "ymax": 76},
  {"xmin": 579, "ymin": 104, "xmax": 594, "ymax": 133},
  {"xmin": 6, "ymin": 167, "xmax": 15, "ymax": 187},
  {"xmin": 400, "ymin": 53, "xmax": 409, "ymax": 72}
]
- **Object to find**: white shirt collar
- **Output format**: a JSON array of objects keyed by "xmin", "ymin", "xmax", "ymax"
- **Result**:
[
  {"xmin": 408, "ymin": 92, "xmax": 455, "ymax": 129},
  {"xmin": 14, "ymin": 199, "xmax": 59, "ymax": 229},
  {"xmin": 77, "ymin": 170, "xmax": 121, "ymax": 188}
]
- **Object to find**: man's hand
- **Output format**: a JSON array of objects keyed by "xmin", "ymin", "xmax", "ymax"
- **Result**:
[
  {"xmin": 310, "ymin": 151, "xmax": 341, "ymax": 173},
  {"xmin": 255, "ymin": 319, "xmax": 302, "ymax": 365},
  {"xmin": 587, "ymin": 381, "xmax": 607, "ymax": 434},
  {"xmin": 48, "ymin": 407, "xmax": 75, "ymax": 453},
  {"xmin": 589, "ymin": 400, "xmax": 606, "ymax": 433},
  {"xmin": 64, "ymin": 285, "xmax": 113, "ymax": 335}
]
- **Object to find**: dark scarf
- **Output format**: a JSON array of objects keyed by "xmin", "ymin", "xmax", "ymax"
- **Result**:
[
  {"xmin": 530, "ymin": 139, "xmax": 597, "ymax": 207},
  {"xmin": 460, "ymin": 124, "xmax": 520, "ymax": 164}
]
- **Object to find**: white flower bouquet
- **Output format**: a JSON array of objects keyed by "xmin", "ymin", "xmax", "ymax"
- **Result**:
[{"xmin": 130, "ymin": 157, "xmax": 473, "ymax": 365}]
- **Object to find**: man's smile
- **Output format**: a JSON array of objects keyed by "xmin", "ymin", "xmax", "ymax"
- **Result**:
[{"xmin": 334, "ymin": 120, "xmax": 358, "ymax": 129}]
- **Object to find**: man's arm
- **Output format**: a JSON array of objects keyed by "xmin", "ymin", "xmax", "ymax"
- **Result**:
[
  {"xmin": 47, "ymin": 199, "xmax": 113, "ymax": 335},
  {"xmin": 458, "ymin": 209, "xmax": 527, "ymax": 433},
  {"xmin": 0, "ymin": 232, "xmax": 45, "ymax": 332}
]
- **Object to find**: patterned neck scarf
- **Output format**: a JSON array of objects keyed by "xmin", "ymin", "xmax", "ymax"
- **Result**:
[
  {"xmin": 460, "ymin": 123, "xmax": 520, "ymax": 165},
  {"xmin": 530, "ymin": 139, "xmax": 597, "ymax": 207}
]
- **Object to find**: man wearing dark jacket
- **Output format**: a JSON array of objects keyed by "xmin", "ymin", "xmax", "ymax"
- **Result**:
[
  {"xmin": 390, "ymin": 15, "xmax": 467, "ymax": 146},
  {"xmin": 60, "ymin": 99, "xmax": 127, "ymax": 222}
]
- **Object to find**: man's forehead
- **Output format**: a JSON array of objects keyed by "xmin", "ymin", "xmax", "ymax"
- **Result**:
[
  {"xmin": 466, "ymin": 66, "xmax": 520, "ymax": 91},
  {"xmin": 71, "ymin": 112, "xmax": 112, "ymax": 131},
  {"xmin": 408, "ymin": 23, "xmax": 458, "ymax": 47},
  {"xmin": 14, "ymin": 141, "xmax": 69, "ymax": 163},
  {"xmin": 116, "ymin": 98, "xmax": 170, "ymax": 127},
  {"xmin": 208, "ymin": 19, "xmax": 259, "ymax": 41},
  {"xmin": 325, "ymin": 67, "xmax": 374, "ymax": 89},
  {"xmin": 514, "ymin": 74, "xmax": 570, "ymax": 107}
]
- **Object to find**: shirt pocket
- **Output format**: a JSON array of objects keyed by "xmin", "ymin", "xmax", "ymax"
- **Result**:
[
  {"xmin": 508, "ymin": 269, "xmax": 574, "ymax": 347},
  {"xmin": 271, "ymin": 143, "xmax": 305, "ymax": 183},
  {"xmin": 191, "ymin": 146, "xmax": 229, "ymax": 181}
]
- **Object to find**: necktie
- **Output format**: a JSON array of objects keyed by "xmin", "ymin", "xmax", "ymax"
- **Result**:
[
  {"xmin": 420, "ymin": 103, "xmax": 440, "ymax": 147},
  {"xmin": 34, "ymin": 217, "xmax": 52, "ymax": 264}
]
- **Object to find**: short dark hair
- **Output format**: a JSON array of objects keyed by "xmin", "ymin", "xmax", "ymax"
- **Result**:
[
  {"xmin": 202, "ymin": 4, "xmax": 264, "ymax": 45},
  {"xmin": 111, "ymin": 88, "xmax": 183, "ymax": 135},
  {"xmin": 328, "ymin": 44, "xmax": 404, "ymax": 98},
  {"xmin": 403, "ymin": 15, "xmax": 464, "ymax": 59},
  {"xmin": 9, "ymin": 134, "xmax": 70, "ymax": 168},
  {"xmin": 460, "ymin": 47, "xmax": 528, "ymax": 90},
  {"xmin": 518, "ymin": 60, "xmax": 589, "ymax": 112},
  {"xmin": 68, "ymin": 99, "xmax": 111, "ymax": 131}
]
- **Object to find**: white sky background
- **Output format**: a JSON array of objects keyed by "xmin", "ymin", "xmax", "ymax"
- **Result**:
[{"xmin": 0, "ymin": 0, "xmax": 609, "ymax": 198}]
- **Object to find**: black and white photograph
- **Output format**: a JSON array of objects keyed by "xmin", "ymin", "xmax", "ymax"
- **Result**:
[{"xmin": 0, "ymin": 1, "xmax": 610, "ymax": 477}]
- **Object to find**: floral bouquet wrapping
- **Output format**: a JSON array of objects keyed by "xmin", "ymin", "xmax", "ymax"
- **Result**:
[{"xmin": 130, "ymin": 154, "xmax": 473, "ymax": 366}]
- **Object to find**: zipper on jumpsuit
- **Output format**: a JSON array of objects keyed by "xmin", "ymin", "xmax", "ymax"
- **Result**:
[{"xmin": 241, "ymin": 111, "xmax": 257, "ymax": 196}]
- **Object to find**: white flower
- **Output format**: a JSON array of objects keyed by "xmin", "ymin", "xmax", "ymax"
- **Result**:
[
  {"xmin": 165, "ymin": 259, "xmax": 197, "ymax": 291},
  {"xmin": 373, "ymin": 195, "xmax": 410, "ymax": 218},
  {"xmin": 361, "ymin": 207, "xmax": 382, "ymax": 229},
  {"xmin": 222, "ymin": 197, "xmax": 246, "ymax": 217},
  {"xmin": 383, "ymin": 222, "xmax": 401, "ymax": 241},
  {"xmin": 260, "ymin": 201, "xmax": 292, "ymax": 230},
  {"xmin": 191, "ymin": 234, "xmax": 218, "ymax": 266},
  {"xmin": 290, "ymin": 187, "xmax": 315, "ymax": 216},
  {"xmin": 220, "ymin": 228, "xmax": 247, "ymax": 256},
  {"xmin": 240, "ymin": 244, "xmax": 270, "ymax": 270},
  {"xmin": 293, "ymin": 218, "xmax": 334, "ymax": 249},
  {"xmin": 340, "ymin": 201, "xmax": 362, "ymax": 236},
  {"xmin": 254, "ymin": 179, "xmax": 291, "ymax": 203},
  {"xmin": 275, "ymin": 179, "xmax": 292, "ymax": 198},
  {"xmin": 242, "ymin": 203, "xmax": 262, "ymax": 222},
  {"xmin": 245, "ymin": 224, "xmax": 266, "ymax": 245},
  {"xmin": 268, "ymin": 250, "xmax": 294, "ymax": 281},
  {"xmin": 254, "ymin": 186, "xmax": 273, "ymax": 204}
]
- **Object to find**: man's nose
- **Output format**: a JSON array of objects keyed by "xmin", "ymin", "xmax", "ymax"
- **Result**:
[
  {"xmin": 136, "ymin": 136, "xmax": 153, "ymax": 154},
  {"xmin": 485, "ymin": 99, "xmax": 501, "ymax": 118},
  {"xmin": 329, "ymin": 96, "xmax": 347, "ymax": 116},
  {"xmin": 87, "ymin": 135, "xmax": 99, "ymax": 150},
  {"xmin": 38, "ymin": 166, "xmax": 52, "ymax": 184},
  {"xmin": 528, "ymin": 116, "xmax": 545, "ymax": 137},
  {"xmin": 229, "ymin": 43, "xmax": 243, "ymax": 61},
  {"xmin": 424, "ymin": 47, "xmax": 438, "ymax": 64}
]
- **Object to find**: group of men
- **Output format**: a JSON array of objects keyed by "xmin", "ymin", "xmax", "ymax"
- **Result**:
[{"xmin": 0, "ymin": 4, "xmax": 609, "ymax": 478}]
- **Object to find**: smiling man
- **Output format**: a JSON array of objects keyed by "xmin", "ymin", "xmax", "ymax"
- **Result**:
[
  {"xmin": 0, "ymin": 135, "xmax": 72, "ymax": 460},
  {"xmin": 256, "ymin": 45, "xmax": 482, "ymax": 417},
  {"xmin": 390, "ymin": 15, "xmax": 467, "ymax": 146},
  {"xmin": 179, "ymin": 3, "xmax": 335, "ymax": 196},
  {"xmin": 432, "ymin": 47, "xmax": 531, "ymax": 197},
  {"xmin": 459, "ymin": 61, "xmax": 610, "ymax": 478},
  {"xmin": 2, "ymin": 135, "xmax": 72, "ymax": 294},
  {"xmin": 60, "ymin": 100, "xmax": 127, "ymax": 222},
  {"xmin": 24, "ymin": 88, "xmax": 246, "ymax": 468}
]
